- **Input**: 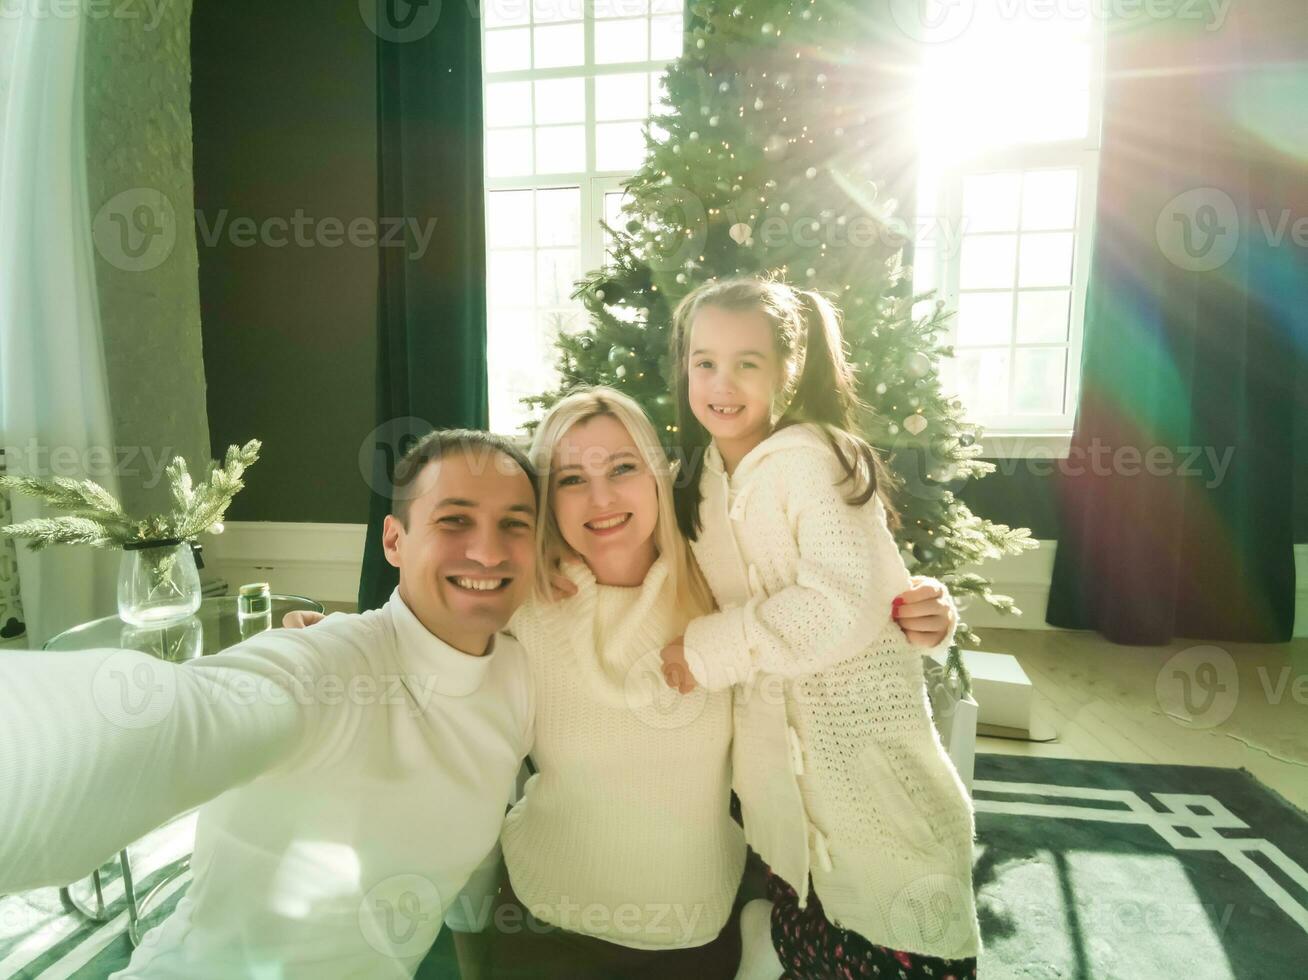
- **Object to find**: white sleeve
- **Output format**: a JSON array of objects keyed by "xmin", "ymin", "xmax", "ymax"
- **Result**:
[
  {"xmin": 0, "ymin": 629, "xmax": 343, "ymax": 893},
  {"xmin": 683, "ymin": 449, "xmax": 914, "ymax": 690}
]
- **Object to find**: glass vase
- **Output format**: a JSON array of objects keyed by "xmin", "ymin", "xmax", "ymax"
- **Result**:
[{"xmin": 118, "ymin": 539, "xmax": 202, "ymax": 627}]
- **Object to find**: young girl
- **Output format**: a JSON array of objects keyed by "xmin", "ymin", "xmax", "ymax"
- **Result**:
[{"xmin": 659, "ymin": 277, "xmax": 981, "ymax": 979}]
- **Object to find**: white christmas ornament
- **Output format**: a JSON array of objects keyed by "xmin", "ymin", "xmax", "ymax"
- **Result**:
[
  {"xmin": 905, "ymin": 352, "xmax": 931, "ymax": 378},
  {"xmin": 728, "ymin": 223, "xmax": 753, "ymax": 245},
  {"xmin": 904, "ymin": 415, "xmax": 927, "ymax": 436}
]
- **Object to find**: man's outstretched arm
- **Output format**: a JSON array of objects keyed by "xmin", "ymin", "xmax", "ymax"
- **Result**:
[{"xmin": 0, "ymin": 631, "xmax": 339, "ymax": 892}]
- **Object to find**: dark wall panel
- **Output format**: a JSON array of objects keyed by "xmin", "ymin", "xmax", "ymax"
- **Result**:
[{"xmin": 192, "ymin": 0, "xmax": 378, "ymax": 523}]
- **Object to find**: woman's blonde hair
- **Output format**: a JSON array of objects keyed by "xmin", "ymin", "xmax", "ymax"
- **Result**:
[{"xmin": 528, "ymin": 385, "xmax": 714, "ymax": 617}]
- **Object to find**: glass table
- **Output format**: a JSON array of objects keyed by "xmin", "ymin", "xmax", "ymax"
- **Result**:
[{"xmin": 43, "ymin": 593, "xmax": 325, "ymax": 945}]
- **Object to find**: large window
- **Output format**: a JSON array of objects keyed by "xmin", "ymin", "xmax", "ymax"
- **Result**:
[
  {"xmin": 912, "ymin": 3, "xmax": 1105, "ymax": 457},
  {"xmin": 482, "ymin": 0, "xmax": 684, "ymax": 434},
  {"xmin": 481, "ymin": 2, "xmax": 1103, "ymax": 447}
]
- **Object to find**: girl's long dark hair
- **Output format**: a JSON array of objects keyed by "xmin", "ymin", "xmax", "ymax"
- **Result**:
[{"xmin": 669, "ymin": 275, "xmax": 900, "ymax": 540}]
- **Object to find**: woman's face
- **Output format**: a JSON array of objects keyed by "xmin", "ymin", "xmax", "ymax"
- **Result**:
[{"xmin": 550, "ymin": 414, "xmax": 659, "ymax": 573}]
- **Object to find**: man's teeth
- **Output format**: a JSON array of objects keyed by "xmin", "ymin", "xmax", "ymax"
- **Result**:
[
  {"xmin": 454, "ymin": 577, "xmax": 504, "ymax": 591},
  {"xmin": 586, "ymin": 514, "xmax": 630, "ymax": 530},
  {"xmin": 711, "ymin": 404, "xmax": 743, "ymax": 415}
]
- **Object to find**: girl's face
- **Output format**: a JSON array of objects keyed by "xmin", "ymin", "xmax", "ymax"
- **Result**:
[
  {"xmin": 686, "ymin": 305, "xmax": 786, "ymax": 448},
  {"xmin": 550, "ymin": 414, "xmax": 659, "ymax": 576}
]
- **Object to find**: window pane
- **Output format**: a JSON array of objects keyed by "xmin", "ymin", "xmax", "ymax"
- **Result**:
[
  {"xmin": 595, "ymin": 18, "xmax": 648, "ymax": 64},
  {"xmin": 962, "ymin": 173, "xmax": 1020, "ymax": 233},
  {"xmin": 534, "ymin": 125, "xmax": 586, "ymax": 173},
  {"xmin": 959, "ymin": 234, "xmax": 1016, "ymax": 289},
  {"xmin": 956, "ymin": 291, "xmax": 1013, "ymax": 347},
  {"xmin": 911, "ymin": 245, "xmax": 937, "ymax": 295},
  {"xmin": 1022, "ymin": 170, "xmax": 1078, "ymax": 231},
  {"xmin": 1018, "ymin": 232, "xmax": 1074, "ymax": 287},
  {"xmin": 541, "ymin": 309, "xmax": 584, "ymax": 338},
  {"xmin": 534, "ymin": 23, "xmax": 584, "ymax": 68},
  {"xmin": 1016, "ymin": 290, "xmax": 1071, "ymax": 343},
  {"xmin": 485, "ymin": 28, "xmax": 531, "ymax": 72},
  {"xmin": 485, "ymin": 0, "xmax": 530, "ymax": 29},
  {"xmin": 486, "ymin": 128, "xmax": 533, "ymax": 177},
  {"xmin": 486, "ymin": 81, "xmax": 532, "ymax": 128},
  {"xmin": 951, "ymin": 349, "xmax": 1009, "ymax": 417},
  {"xmin": 595, "ymin": 0, "xmax": 649, "ymax": 17},
  {"xmin": 537, "ymin": 248, "xmax": 581, "ymax": 305},
  {"xmin": 604, "ymin": 190, "xmax": 629, "ymax": 227},
  {"xmin": 488, "ymin": 308, "xmax": 548, "ymax": 434},
  {"xmin": 1011, "ymin": 43, "xmax": 1091, "ymax": 144},
  {"xmin": 532, "ymin": 0, "xmax": 583, "ymax": 23},
  {"xmin": 489, "ymin": 250, "xmax": 535, "ymax": 307},
  {"xmin": 1013, "ymin": 348, "xmax": 1066, "ymax": 414},
  {"xmin": 488, "ymin": 309, "xmax": 539, "ymax": 362},
  {"xmin": 487, "ymin": 190, "xmax": 535, "ymax": 248},
  {"xmin": 596, "ymin": 72, "xmax": 649, "ymax": 121},
  {"xmin": 595, "ymin": 121, "xmax": 647, "ymax": 171},
  {"xmin": 534, "ymin": 77, "xmax": 585, "ymax": 124},
  {"xmin": 603, "ymin": 188, "xmax": 632, "ymax": 255},
  {"xmin": 650, "ymin": 0, "xmax": 680, "ymax": 12},
  {"xmin": 650, "ymin": 14, "xmax": 684, "ymax": 60},
  {"xmin": 536, "ymin": 187, "xmax": 581, "ymax": 246},
  {"xmin": 649, "ymin": 69, "xmax": 668, "ymax": 110}
]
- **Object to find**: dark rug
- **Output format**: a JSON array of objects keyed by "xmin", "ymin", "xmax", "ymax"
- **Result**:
[
  {"xmin": 971, "ymin": 754, "xmax": 1308, "ymax": 979},
  {"xmin": 4, "ymin": 755, "xmax": 1304, "ymax": 978}
]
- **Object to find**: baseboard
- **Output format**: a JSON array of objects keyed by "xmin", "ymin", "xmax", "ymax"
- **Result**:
[
  {"xmin": 954, "ymin": 541, "xmax": 1061, "ymax": 633},
  {"xmin": 958, "ymin": 541, "xmax": 1308, "ymax": 638},
  {"xmin": 202, "ymin": 522, "xmax": 367, "ymax": 605},
  {"xmin": 202, "ymin": 525, "xmax": 1308, "ymax": 637}
]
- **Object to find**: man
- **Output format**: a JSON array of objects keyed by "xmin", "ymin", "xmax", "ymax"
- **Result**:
[{"xmin": 0, "ymin": 429, "xmax": 538, "ymax": 978}]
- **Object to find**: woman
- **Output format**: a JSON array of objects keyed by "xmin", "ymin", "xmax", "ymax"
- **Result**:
[{"xmin": 288, "ymin": 388, "xmax": 959, "ymax": 979}]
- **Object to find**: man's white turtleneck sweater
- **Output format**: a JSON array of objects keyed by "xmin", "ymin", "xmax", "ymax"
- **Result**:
[{"xmin": 0, "ymin": 589, "xmax": 533, "ymax": 978}]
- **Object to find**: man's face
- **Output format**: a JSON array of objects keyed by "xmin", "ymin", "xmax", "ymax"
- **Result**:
[{"xmin": 383, "ymin": 449, "xmax": 536, "ymax": 655}]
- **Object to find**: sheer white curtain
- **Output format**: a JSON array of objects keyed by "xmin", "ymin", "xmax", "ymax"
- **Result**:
[{"xmin": 0, "ymin": 2, "xmax": 119, "ymax": 646}]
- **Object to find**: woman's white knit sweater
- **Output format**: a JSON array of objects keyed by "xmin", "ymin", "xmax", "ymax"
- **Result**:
[
  {"xmin": 682, "ymin": 423, "xmax": 981, "ymax": 960},
  {"xmin": 499, "ymin": 556, "xmax": 745, "ymax": 950}
]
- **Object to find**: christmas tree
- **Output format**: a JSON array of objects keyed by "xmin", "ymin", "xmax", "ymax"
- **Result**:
[{"xmin": 524, "ymin": 1, "xmax": 1037, "ymax": 680}]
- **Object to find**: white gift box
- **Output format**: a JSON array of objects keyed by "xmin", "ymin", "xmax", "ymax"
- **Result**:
[{"xmin": 931, "ymin": 647, "xmax": 1035, "ymax": 732}]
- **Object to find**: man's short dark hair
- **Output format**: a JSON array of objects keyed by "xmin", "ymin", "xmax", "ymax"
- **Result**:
[{"xmin": 391, "ymin": 429, "xmax": 537, "ymax": 527}]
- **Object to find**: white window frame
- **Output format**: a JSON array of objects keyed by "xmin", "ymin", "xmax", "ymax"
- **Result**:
[
  {"xmin": 916, "ymin": 16, "xmax": 1107, "ymax": 459},
  {"xmin": 481, "ymin": 2, "xmax": 679, "ymax": 434}
]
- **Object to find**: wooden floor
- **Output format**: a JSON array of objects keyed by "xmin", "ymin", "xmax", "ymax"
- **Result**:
[{"xmin": 974, "ymin": 626, "xmax": 1308, "ymax": 813}]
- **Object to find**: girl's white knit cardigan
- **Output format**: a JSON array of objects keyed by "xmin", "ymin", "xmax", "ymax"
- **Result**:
[{"xmin": 682, "ymin": 423, "xmax": 982, "ymax": 960}]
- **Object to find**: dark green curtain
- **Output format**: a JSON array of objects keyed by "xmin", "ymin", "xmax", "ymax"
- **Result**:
[
  {"xmin": 1046, "ymin": 5, "xmax": 1305, "ymax": 643},
  {"xmin": 357, "ymin": 0, "xmax": 489, "ymax": 612}
]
